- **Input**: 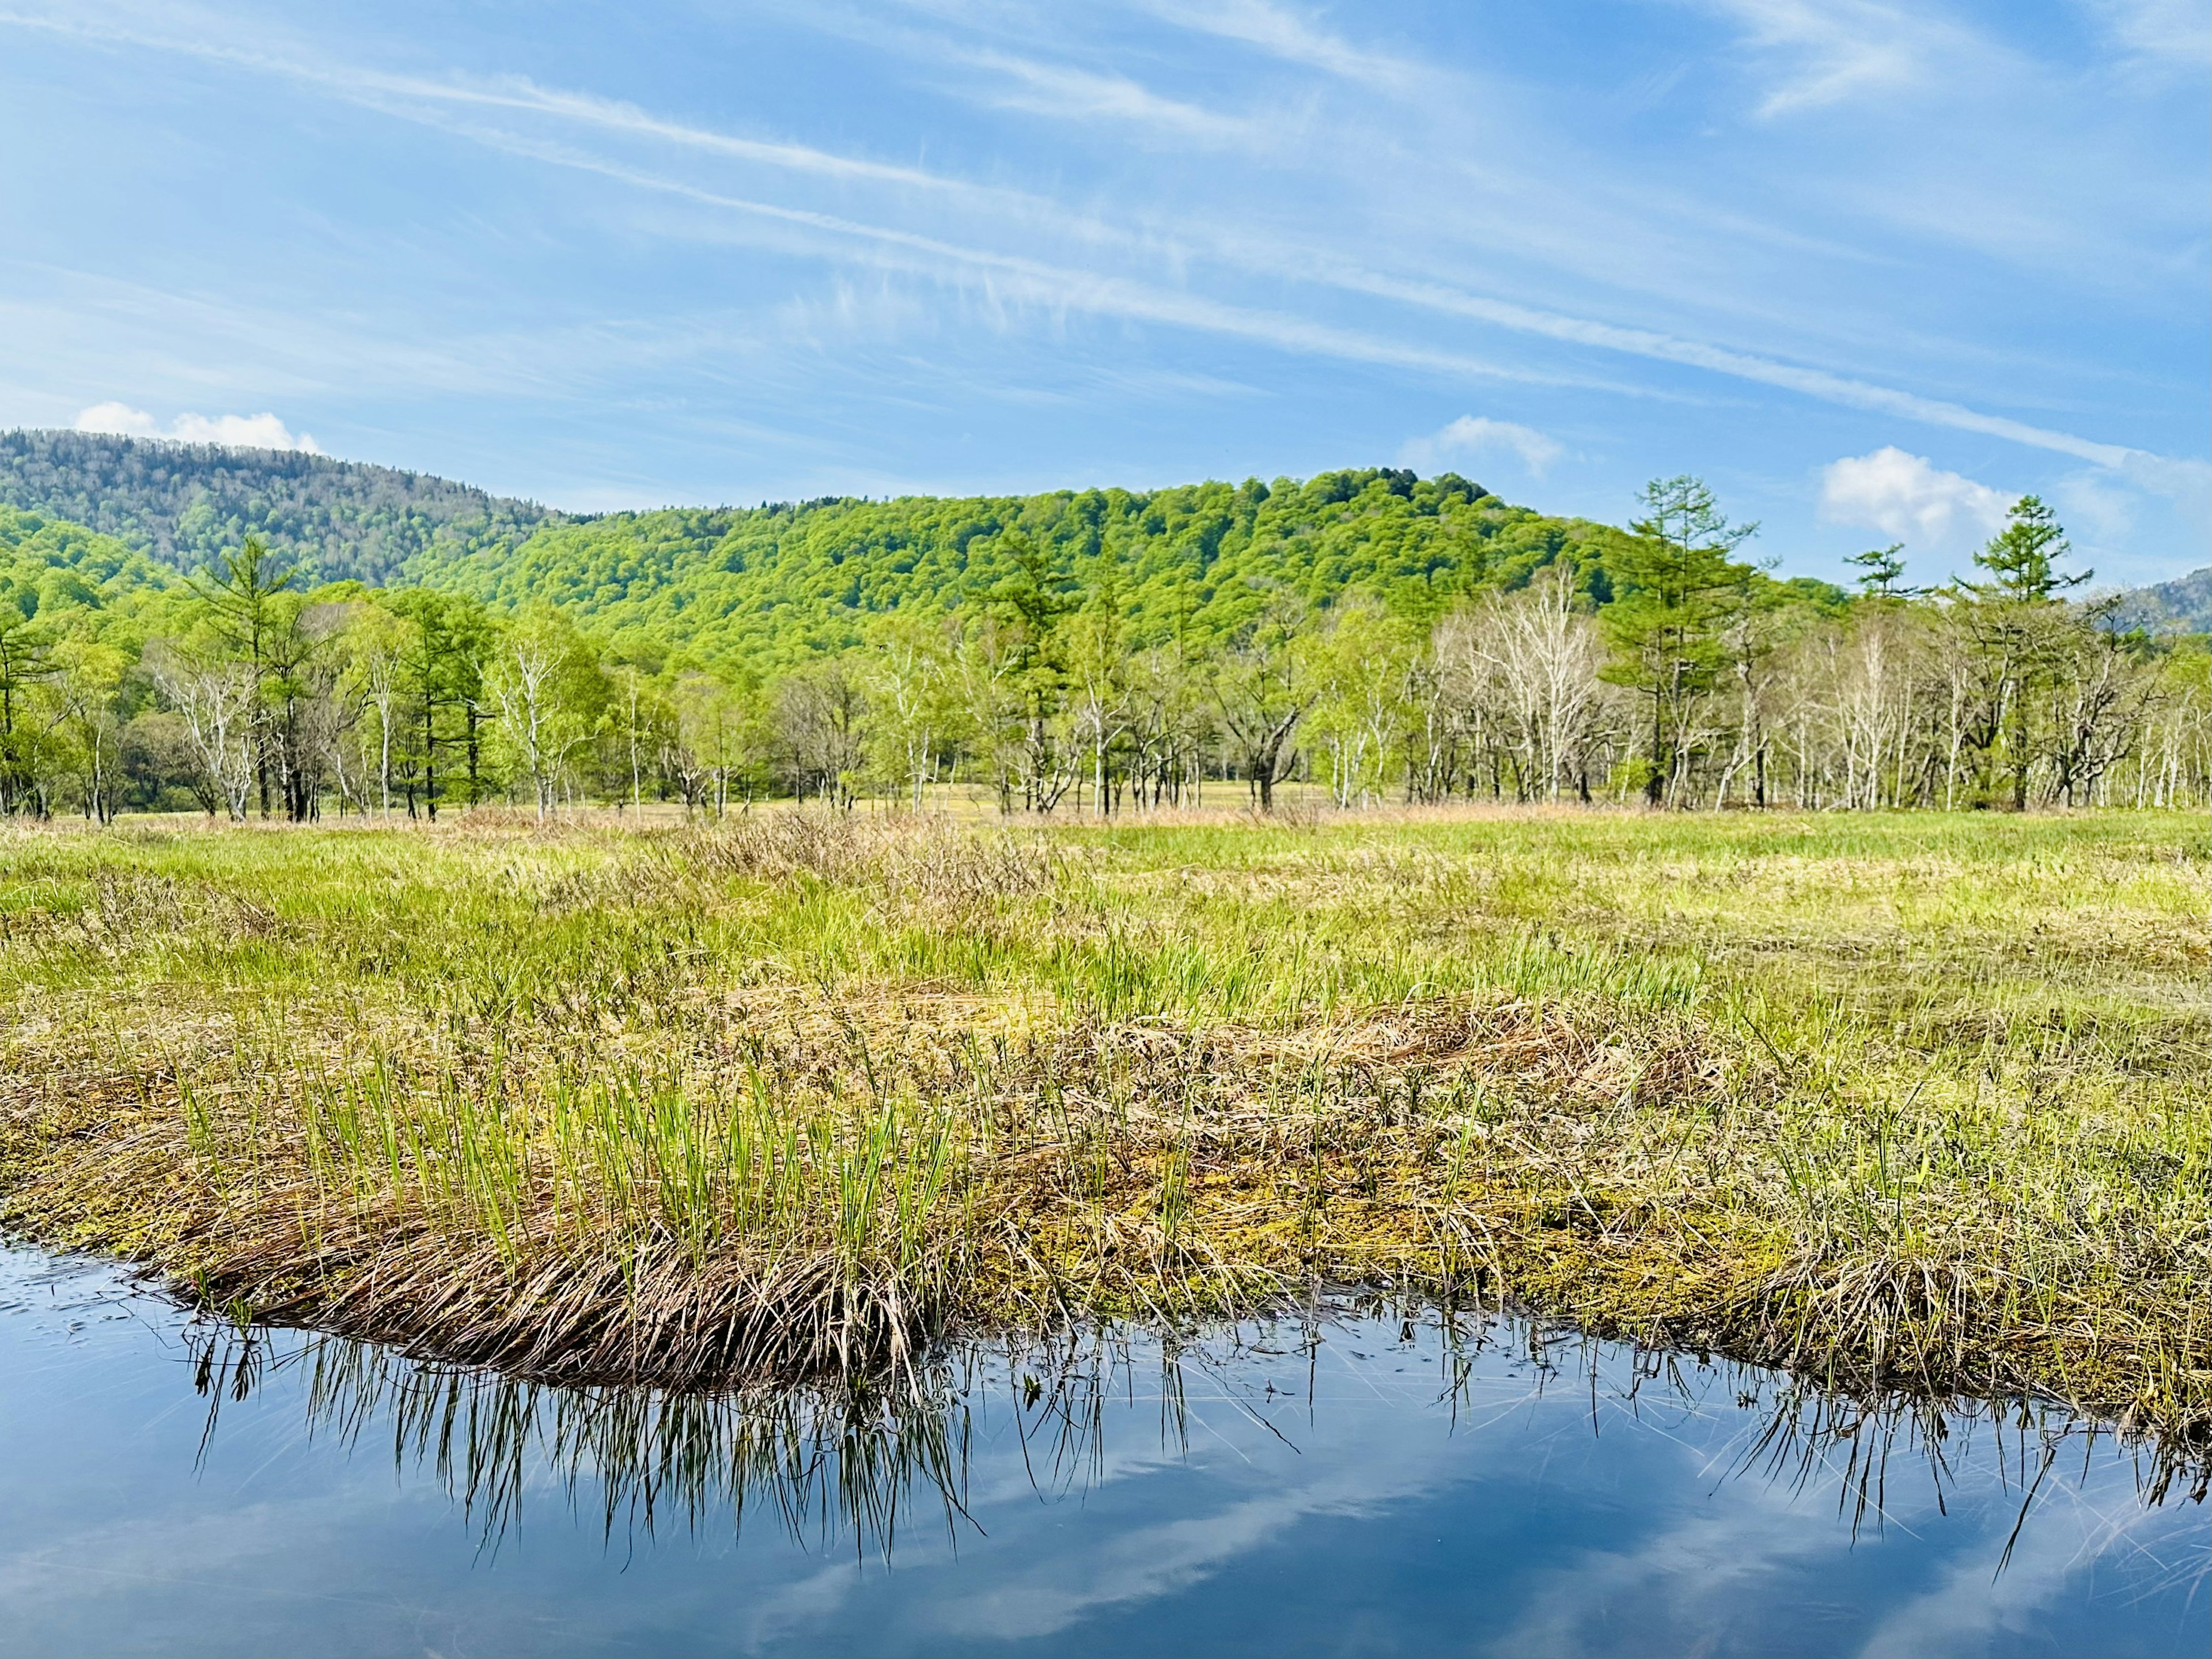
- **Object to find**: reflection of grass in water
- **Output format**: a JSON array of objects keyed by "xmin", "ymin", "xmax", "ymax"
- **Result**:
[
  {"xmin": 182, "ymin": 1304, "xmax": 2201, "ymax": 1569},
  {"xmin": 0, "ymin": 808, "xmax": 2205, "ymax": 1450},
  {"xmin": 197, "ymin": 1321, "xmax": 977, "ymax": 1558}
]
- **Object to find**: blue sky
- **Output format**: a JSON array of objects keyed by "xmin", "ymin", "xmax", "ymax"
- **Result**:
[{"xmin": 1, "ymin": 1, "xmax": 2205, "ymax": 586}]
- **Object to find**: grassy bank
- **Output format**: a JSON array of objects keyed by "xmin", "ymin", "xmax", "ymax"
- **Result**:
[{"xmin": 0, "ymin": 808, "xmax": 2203, "ymax": 1452}]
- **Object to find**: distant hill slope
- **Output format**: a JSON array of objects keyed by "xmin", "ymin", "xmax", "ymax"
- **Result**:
[
  {"xmin": 0, "ymin": 430, "xmax": 559, "ymax": 587},
  {"xmin": 6, "ymin": 435, "xmax": 1867, "ymax": 675},
  {"xmin": 2108, "ymin": 567, "xmax": 2210, "ymax": 635},
  {"xmin": 0, "ymin": 503, "xmax": 177, "ymax": 632},
  {"xmin": 406, "ymin": 470, "xmax": 1664, "ymax": 672}
]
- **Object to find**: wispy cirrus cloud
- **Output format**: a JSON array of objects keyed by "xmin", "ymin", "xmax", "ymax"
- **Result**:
[
  {"xmin": 1689, "ymin": 0, "xmax": 1996, "ymax": 115},
  {"xmin": 412, "ymin": 93, "xmax": 2161, "ymax": 472},
  {"xmin": 1142, "ymin": 0, "xmax": 1423, "ymax": 91},
  {"xmin": 377, "ymin": 115, "xmax": 1592, "ymax": 393},
  {"xmin": 3, "ymin": 1, "xmax": 2163, "ymax": 479},
  {"xmin": 1294, "ymin": 260, "xmax": 2142, "ymax": 469},
  {"xmin": 2082, "ymin": 0, "xmax": 2212, "ymax": 63},
  {"xmin": 0, "ymin": 0, "xmax": 2199, "ymax": 567},
  {"xmin": 0, "ymin": 2, "xmax": 1042, "ymax": 206},
  {"xmin": 959, "ymin": 49, "xmax": 1272, "ymax": 146}
]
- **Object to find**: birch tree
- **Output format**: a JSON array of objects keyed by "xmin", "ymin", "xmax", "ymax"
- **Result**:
[
  {"xmin": 488, "ymin": 617, "xmax": 595, "ymax": 818},
  {"xmin": 147, "ymin": 643, "xmax": 257, "ymax": 820}
]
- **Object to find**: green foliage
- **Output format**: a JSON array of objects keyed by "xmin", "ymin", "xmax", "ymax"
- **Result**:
[
  {"xmin": 1600, "ymin": 476, "xmax": 1759, "ymax": 804},
  {"xmin": 190, "ymin": 535, "xmax": 300, "ymax": 668},
  {"xmin": 408, "ymin": 469, "xmax": 1624, "ymax": 672},
  {"xmin": 1966, "ymin": 495, "xmax": 2087, "ymax": 604},
  {"xmin": 0, "ymin": 504, "xmax": 176, "ymax": 631},
  {"xmin": 1845, "ymin": 543, "xmax": 1911, "ymax": 598},
  {"xmin": 0, "ymin": 430, "xmax": 555, "ymax": 586},
  {"xmin": 1945, "ymin": 498, "xmax": 2099, "ymax": 811},
  {"xmin": 0, "ymin": 446, "xmax": 2202, "ymax": 822}
]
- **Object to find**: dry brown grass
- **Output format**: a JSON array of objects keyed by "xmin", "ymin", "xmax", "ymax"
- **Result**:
[{"xmin": 0, "ymin": 806, "xmax": 2202, "ymax": 1460}]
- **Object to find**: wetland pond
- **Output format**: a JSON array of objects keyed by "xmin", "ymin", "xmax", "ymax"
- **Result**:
[{"xmin": 0, "ymin": 1243, "xmax": 2202, "ymax": 1658}]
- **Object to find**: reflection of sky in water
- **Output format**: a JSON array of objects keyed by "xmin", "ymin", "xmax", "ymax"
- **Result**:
[{"xmin": 0, "ymin": 1244, "xmax": 2201, "ymax": 1657}]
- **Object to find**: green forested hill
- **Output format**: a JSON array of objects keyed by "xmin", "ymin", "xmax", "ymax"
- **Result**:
[
  {"xmin": 410, "ymin": 468, "xmax": 1643, "ymax": 672},
  {"xmin": 5, "ymin": 442, "xmax": 2200, "ymax": 823},
  {"xmin": 5, "ymin": 437, "xmax": 1852, "ymax": 679},
  {"xmin": 0, "ymin": 430, "xmax": 558, "ymax": 588},
  {"xmin": 0, "ymin": 504, "xmax": 177, "ymax": 635},
  {"xmin": 4, "ymin": 436, "xmax": 1639, "ymax": 668}
]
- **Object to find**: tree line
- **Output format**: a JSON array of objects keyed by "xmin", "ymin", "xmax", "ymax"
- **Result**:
[{"xmin": 0, "ymin": 476, "xmax": 2203, "ymax": 823}]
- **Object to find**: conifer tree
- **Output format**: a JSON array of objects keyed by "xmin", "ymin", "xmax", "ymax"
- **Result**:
[
  {"xmin": 1600, "ymin": 477, "xmax": 1756, "ymax": 805},
  {"xmin": 1956, "ymin": 497, "xmax": 2088, "ymax": 809}
]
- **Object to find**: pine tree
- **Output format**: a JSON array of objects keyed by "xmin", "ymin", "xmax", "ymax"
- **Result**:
[
  {"xmin": 1965, "ymin": 497, "xmax": 2086, "ymax": 605},
  {"xmin": 190, "ymin": 535, "xmax": 297, "ymax": 815},
  {"xmin": 1845, "ymin": 543, "xmax": 1912, "ymax": 599},
  {"xmin": 1953, "ymin": 497, "xmax": 2088, "ymax": 809},
  {"xmin": 1600, "ymin": 477, "xmax": 1756, "ymax": 805}
]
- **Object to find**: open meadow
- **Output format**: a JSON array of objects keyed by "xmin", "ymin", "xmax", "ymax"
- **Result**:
[{"xmin": 0, "ymin": 806, "xmax": 2203, "ymax": 1463}]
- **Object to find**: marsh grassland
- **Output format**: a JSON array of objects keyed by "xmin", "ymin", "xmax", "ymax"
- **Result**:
[{"xmin": 0, "ymin": 808, "xmax": 2203, "ymax": 1455}]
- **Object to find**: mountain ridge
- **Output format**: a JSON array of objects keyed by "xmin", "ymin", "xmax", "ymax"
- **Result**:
[
  {"xmin": 3, "ymin": 430, "xmax": 2196, "ymax": 674},
  {"xmin": 0, "ymin": 432, "xmax": 1646, "ymax": 671},
  {"xmin": 0, "ymin": 429, "xmax": 559, "ymax": 588},
  {"xmin": 2104, "ymin": 567, "xmax": 2210, "ymax": 635}
]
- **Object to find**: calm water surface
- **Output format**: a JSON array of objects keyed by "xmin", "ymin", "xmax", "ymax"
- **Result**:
[{"xmin": 0, "ymin": 1243, "xmax": 2202, "ymax": 1658}]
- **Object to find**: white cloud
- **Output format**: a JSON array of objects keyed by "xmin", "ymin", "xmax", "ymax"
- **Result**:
[
  {"xmin": 1849, "ymin": 1482, "xmax": 2183, "ymax": 1657},
  {"xmin": 74, "ymin": 403, "xmax": 320, "ymax": 452},
  {"xmin": 71, "ymin": 400, "xmax": 161, "ymax": 438},
  {"xmin": 2051, "ymin": 458, "xmax": 2210, "ymax": 586},
  {"xmin": 2117, "ymin": 449, "xmax": 2212, "ymax": 506},
  {"xmin": 1818, "ymin": 445, "xmax": 2009, "ymax": 548},
  {"xmin": 2052, "ymin": 470, "xmax": 2134, "ymax": 549},
  {"xmin": 1400, "ymin": 415, "xmax": 1563, "ymax": 479}
]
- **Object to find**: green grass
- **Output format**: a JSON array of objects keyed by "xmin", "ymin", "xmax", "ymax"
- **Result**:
[{"xmin": 0, "ymin": 805, "xmax": 2203, "ymax": 1452}]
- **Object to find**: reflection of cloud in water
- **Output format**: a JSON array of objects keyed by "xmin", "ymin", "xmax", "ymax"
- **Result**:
[
  {"xmin": 804, "ymin": 1404, "xmax": 1467, "ymax": 1644},
  {"xmin": 1479, "ymin": 1393, "xmax": 2204, "ymax": 1658},
  {"xmin": 253, "ymin": 1312, "xmax": 2195, "ymax": 1650},
  {"xmin": 0, "ymin": 1242, "xmax": 2201, "ymax": 1657},
  {"xmin": 1851, "ymin": 1477, "xmax": 2205, "ymax": 1659},
  {"xmin": 1482, "ymin": 1481, "xmax": 1840, "ymax": 1657}
]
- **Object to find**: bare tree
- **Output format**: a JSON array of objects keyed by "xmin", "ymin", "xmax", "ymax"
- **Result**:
[
  {"xmin": 773, "ymin": 658, "xmax": 869, "ymax": 807},
  {"xmin": 1470, "ymin": 566, "xmax": 1603, "ymax": 802},
  {"xmin": 2046, "ymin": 613, "xmax": 2155, "ymax": 806},
  {"xmin": 147, "ymin": 643, "xmax": 257, "ymax": 820},
  {"xmin": 1122, "ymin": 645, "xmax": 1209, "ymax": 809}
]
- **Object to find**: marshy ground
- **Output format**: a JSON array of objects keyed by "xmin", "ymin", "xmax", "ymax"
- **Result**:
[{"xmin": 0, "ymin": 806, "xmax": 2203, "ymax": 1458}]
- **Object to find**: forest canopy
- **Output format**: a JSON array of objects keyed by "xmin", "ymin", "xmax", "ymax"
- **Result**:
[
  {"xmin": 0, "ymin": 429, "xmax": 557, "ymax": 587},
  {"xmin": 0, "ymin": 435, "xmax": 2202, "ymax": 823},
  {"xmin": 404, "ymin": 468, "xmax": 1649, "ymax": 673}
]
